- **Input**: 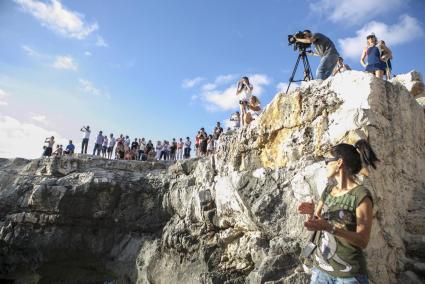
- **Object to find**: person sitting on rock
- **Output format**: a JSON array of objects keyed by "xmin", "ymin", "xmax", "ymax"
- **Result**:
[
  {"xmin": 63, "ymin": 140, "xmax": 75, "ymax": 155},
  {"xmin": 245, "ymin": 96, "xmax": 262, "ymax": 125},
  {"xmin": 332, "ymin": 57, "xmax": 351, "ymax": 76},
  {"xmin": 52, "ymin": 144, "xmax": 63, "ymax": 156},
  {"xmin": 298, "ymin": 139, "xmax": 379, "ymax": 284}
]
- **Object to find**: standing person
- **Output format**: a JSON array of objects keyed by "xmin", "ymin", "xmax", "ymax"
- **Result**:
[
  {"xmin": 159, "ymin": 140, "xmax": 168, "ymax": 160},
  {"xmin": 43, "ymin": 136, "xmax": 55, "ymax": 157},
  {"xmin": 206, "ymin": 135, "xmax": 215, "ymax": 155},
  {"xmin": 80, "ymin": 126, "xmax": 91, "ymax": 154},
  {"xmin": 378, "ymin": 40, "xmax": 393, "ymax": 80},
  {"xmin": 93, "ymin": 131, "xmax": 104, "ymax": 156},
  {"xmin": 195, "ymin": 131, "xmax": 201, "ymax": 157},
  {"xmin": 107, "ymin": 134, "xmax": 116, "ymax": 159},
  {"xmin": 236, "ymin": 77, "xmax": 253, "ymax": 127},
  {"xmin": 298, "ymin": 140, "xmax": 379, "ymax": 284},
  {"xmin": 230, "ymin": 111, "xmax": 241, "ymax": 130},
  {"xmin": 155, "ymin": 141, "xmax": 162, "ymax": 160},
  {"xmin": 332, "ymin": 57, "xmax": 351, "ymax": 76},
  {"xmin": 131, "ymin": 138, "xmax": 139, "ymax": 160},
  {"xmin": 201, "ymin": 128, "xmax": 208, "ymax": 156},
  {"xmin": 170, "ymin": 138, "xmax": 177, "ymax": 160},
  {"xmin": 64, "ymin": 140, "xmax": 75, "ymax": 155},
  {"xmin": 183, "ymin": 137, "xmax": 191, "ymax": 159},
  {"xmin": 139, "ymin": 138, "xmax": 146, "ymax": 160},
  {"xmin": 360, "ymin": 34, "xmax": 386, "ymax": 79},
  {"xmin": 146, "ymin": 140, "xmax": 153, "ymax": 154},
  {"xmin": 177, "ymin": 138, "xmax": 184, "ymax": 160},
  {"xmin": 124, "ymin": 136, "xmax": 131, "ymax": 149},
  {"xmin": 213, "ymin": 122, "xmax": 223, "ymax": 140},
  {"xmin": 102, "ymin": 135, "xmax": 108, "ymax": 158},
  {"xmin": 294, "ymin": 30, "xmax": 339, "ymax": 81}
]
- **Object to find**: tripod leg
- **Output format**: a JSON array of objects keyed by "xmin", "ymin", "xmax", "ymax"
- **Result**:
[
  {"xmin": 286, "ymin": 54, "xmax": 302, "ymax": 93},
  {"xmin": 301, "ymin": 55, "xmax": 313, "ymax": 81}
]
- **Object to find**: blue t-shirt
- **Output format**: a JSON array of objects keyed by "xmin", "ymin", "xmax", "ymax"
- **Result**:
[{"xmin": 66, "ymin": 144, "xmax": 75, "ymax": 152}]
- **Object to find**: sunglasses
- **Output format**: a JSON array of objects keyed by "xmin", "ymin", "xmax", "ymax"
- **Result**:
[{"xmin": 324, "ymin": 157, "xmax": 339, "ymax": 165}]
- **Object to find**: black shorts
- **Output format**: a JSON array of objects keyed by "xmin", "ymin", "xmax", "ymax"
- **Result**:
[{"xmin": 107, "ymin": 146, "xmax": 113, "ymax": 153}]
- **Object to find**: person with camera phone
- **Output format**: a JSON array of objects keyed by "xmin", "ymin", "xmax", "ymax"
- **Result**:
[
  {"xmin": 236, "ymin": 76, "xmax": 253, "ymax": 127},
  {"xmin": 80, "ymin": 125, "xmax": 91, "ymax": 154},
  {"xmin": 298, "ymin": 139, "xmax": 379, "ymax": 284},
  {"xmin": 294, "ymin": 30, "xmax": 339, "ymax": 81}
]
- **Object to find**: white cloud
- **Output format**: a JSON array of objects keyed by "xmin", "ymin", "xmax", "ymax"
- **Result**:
[
  {"xmin": 53, "ymin": 55, "xmax": 77, "ymax": 70},
  {"xmin": 182, "ymin": 77, "xmax": 204, "ymax": 88},
  {"xmin": 201, "ymin": 83, "xmax": 217, "ymax": 92},
  {"xmin": 15, "ymin": 0, "xmax": 98, "ymax": 39},
  {"xmin": 84, "ymin": 51, "xmax": 92, "ymax": 56},
  {"xmin": 338, "ymin": 15, "xmax": 424, "ymax": 60},
  {"xmin": 0, "ymin": 89, "xmax": 9, "ymax": 106},
  {"xmin": 203, "ymin": 74, "xmax": 271, "ymax": 111},
  {"xmin": 95, "ymin": 35, "xmax": 108, "ymax": 47},
  {"xmin": 310, "ymin": 0, "xmax": 405, "ymax": 25},
  {"xmin": 0, "ymin": 89, "xmax": 9, "ymax": 105},
  {"xmin": 30, "ymin": 114, "xmax": 48, "ymax": 124},
  {"xmin": 214, "ymin": 74, "xmax": 237, "ymax": 85},
  {"xmin": 276, "ymin": 82, "xmax": 299, "ymax": 94},
  {"xmin": 78, "ymin": 78, "xmax": 107, "ymax": 98},
  {"xmin": 21, "ymin": 45, "xmax": 41, "ymax": 57},
  {"xmin": 0, "ymin": 114, "xmax": 67, "ymax": 159}
]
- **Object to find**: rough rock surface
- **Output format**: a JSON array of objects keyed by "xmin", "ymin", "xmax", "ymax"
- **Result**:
[{"xmin": 1, "ymin": 71, "xmax": 424, "ymax": 284}]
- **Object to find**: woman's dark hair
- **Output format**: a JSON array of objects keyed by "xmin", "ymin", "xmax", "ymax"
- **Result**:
[{"xmin": 331, "ymin": 139, "xmax": 379, "ymax": 176}]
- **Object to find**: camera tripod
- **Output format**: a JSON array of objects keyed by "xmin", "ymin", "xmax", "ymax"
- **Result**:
[{"xmin": 286, "ymin": 50, "xmax": 314, "ymax": 93}]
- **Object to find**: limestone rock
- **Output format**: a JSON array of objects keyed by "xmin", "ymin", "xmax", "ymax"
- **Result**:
[{"xmin": 1, "ymin": 71, "xmax": 425, "ymax": 283}]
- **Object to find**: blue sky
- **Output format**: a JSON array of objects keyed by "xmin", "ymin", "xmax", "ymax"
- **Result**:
[{"xmin": 0, "ymin": 0, "xmax": 424, "ymax": 158}]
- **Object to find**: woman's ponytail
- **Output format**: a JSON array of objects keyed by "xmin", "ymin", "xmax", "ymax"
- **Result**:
[{"xmin": 354, "ymin": 139, "xmax": 380, "ymax": 169}]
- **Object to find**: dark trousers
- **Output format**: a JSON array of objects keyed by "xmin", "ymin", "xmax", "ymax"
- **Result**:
[
  {"xmin": 184, "ymin": 148, "xmax": 190, "ymax": 159},
  {"xmin": 160, "ymin": 150, "xmax": 167, "ymax": 160},
  {"xmin": 93, "ymin": 143, "xmax": 102, "ymax": 155},
  {"xmin": 81, "ymin": 138, "xmax": 89, "ymax": 154}
]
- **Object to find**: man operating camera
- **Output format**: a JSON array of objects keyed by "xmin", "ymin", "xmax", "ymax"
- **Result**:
[{"xmin": 294, "ymin": 30, "xmax": 339, "ymax": 80}]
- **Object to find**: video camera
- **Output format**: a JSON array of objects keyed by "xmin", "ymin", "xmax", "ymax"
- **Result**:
[{"xmin": 288, "ymin": 31, "xmax": 312, "ymax": 52}]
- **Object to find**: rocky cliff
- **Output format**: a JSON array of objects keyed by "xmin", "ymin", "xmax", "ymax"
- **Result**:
[{"xmin": 1, "ymin": 71, "xmax": 424, "ymax": 284}]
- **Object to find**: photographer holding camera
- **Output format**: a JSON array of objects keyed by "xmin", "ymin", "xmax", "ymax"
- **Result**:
[{"xmin": 294, "ymin": 30, "xmax": 339, "ymax": 81}]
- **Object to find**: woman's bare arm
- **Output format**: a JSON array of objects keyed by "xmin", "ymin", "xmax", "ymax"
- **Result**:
[{"xmin": 360, "ymin": 48, "xmax": 368, "ymax": 67}]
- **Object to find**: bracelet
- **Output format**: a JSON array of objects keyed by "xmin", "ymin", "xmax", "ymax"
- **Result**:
[{"xmin": 328, "ymin": 223, "xmax": 336, "ymax": 234}]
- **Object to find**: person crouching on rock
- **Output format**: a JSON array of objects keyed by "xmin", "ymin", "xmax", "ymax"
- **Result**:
[
  {"xmin": 245, "ymin": 96, "xmax": 262, "ymax": 125},
  {"xmin": 298, "ymin": 139, "xmax": 379, "ymax": 284},
  {"xmin": 236, "ymin": 76, "xmax": 253, "ymax": 127}
]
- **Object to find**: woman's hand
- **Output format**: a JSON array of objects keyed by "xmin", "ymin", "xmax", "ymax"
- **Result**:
[
  {"xmin": 298, "ymin": 202, "xmax": 315, "ymax": 215},
  {"xmin": 304, "ymin": 217, "xmax": 332, "ymax": 232}
]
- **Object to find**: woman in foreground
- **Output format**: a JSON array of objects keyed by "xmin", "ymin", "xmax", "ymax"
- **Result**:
[{"xmin": 298, "ymin": 139, "xmax": 379, "ymax": 284}]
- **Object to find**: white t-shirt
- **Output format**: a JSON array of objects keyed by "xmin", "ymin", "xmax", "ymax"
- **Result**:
[
  {"xmin": 102, "ymin": 137, "xmax": 108, "ymax": 147},
  {"xmin": 238, "ymin": 86, "xmax": 252, "ymax": 102},
  {"xmin": 82, "ymin": 129, "xmax": 91, "ymax": 139},
  {"xmin": 184, "ymin": 140, "xmax": 191, "ymax": 149},
  {"xmin": 140, "ymin": 141, "xmax": 146, "ymax": 151},
  {"xmin": 108, "ymin": 137, "xmax": 116, "ymax": 147}
]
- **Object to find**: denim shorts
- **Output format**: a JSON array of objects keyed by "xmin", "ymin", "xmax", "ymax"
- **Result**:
[{"xmin": 311, "ymin": 268, "xmax": 369, "ymax": 284}]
